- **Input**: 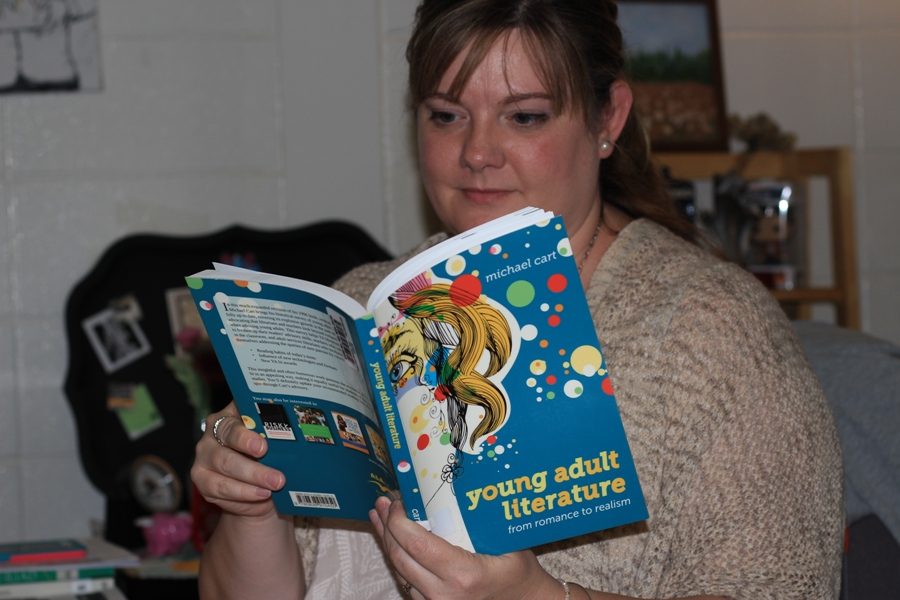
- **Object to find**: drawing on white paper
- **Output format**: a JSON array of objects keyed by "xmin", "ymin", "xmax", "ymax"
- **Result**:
[{"xmin": 0, "ymin": 0, "xmax": 102, "ymax": 94}]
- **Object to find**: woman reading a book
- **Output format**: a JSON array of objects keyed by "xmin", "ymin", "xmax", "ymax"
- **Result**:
[{"xmin": 191, "ymin": 1, "xmax": 843, "ymax": 599}]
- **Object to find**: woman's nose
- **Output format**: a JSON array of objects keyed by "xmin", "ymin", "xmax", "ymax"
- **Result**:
[{"xmin": 460, "ymin": 120, "xmax": 505, "ymax": 171}]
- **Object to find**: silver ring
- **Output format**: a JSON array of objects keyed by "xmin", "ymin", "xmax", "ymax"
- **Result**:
[
  {"xmin": 211, "ymin": 415, "xmax": 228, "ymax": 446},
  {"xmin": 400, "ymin": 582, "xmax": 412, "ymax": 596}
]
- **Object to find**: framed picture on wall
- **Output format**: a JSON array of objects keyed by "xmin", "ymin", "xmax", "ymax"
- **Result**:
[{"xmin": 618, "ymin": 0, "xmax": 728, "ymax": 152}]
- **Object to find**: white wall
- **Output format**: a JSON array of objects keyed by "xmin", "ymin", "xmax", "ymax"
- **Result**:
[{"xmin": 0, "ymin": 0, "xmax": 897, "ymax": 541}]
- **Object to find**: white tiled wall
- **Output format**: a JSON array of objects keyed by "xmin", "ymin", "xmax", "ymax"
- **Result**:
[
  {"xmin": 0, "ymin": 328, "xmax": 17, "ymax": 459},
  {"xmin": 0, "ymin": 0, "xmax": 897, "ymax": 542},
  {"xmin": 6, "ymin": 42, "xmax": 282, "ymax": 175},
  {"xmin": 380, "ymin": 0, "xmax": 438, "ymax": 246},
  {"xmin": 279, "ymin": 2, "xmax": 387, "ymax": 228},
  {"xmin": 721, "ymin": 32, "xmax": 856, "ymax": 147}
]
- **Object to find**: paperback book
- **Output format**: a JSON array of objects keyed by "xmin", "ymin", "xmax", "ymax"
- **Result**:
[
  {"xmin": 187, "ymin": 207, "xmax": 647, "ymax": 554},
  {"xmin": 0, "ymin": 576, "xmax": 115, "ymax": 599},
  {"xmin": 0, "ymin": 540, "xmax": 86, "ymax": 566},
  {"xmin": 0, "ymin": 537, "xmax": 136, "ymax": 599}
]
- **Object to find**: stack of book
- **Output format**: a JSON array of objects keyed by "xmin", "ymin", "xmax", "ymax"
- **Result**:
[{"xmin": 0, "ymin": 538, "xmax": 138, "ymax": 599}]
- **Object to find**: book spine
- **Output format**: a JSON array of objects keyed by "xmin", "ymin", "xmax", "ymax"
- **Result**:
[
  {"xmin": 355, "ymin": 318, "xmax": 430, "ymax": 528},
  {"xmin": 0, "ymin": 567, "xmax": 115, "ymax": 585},
  {"xmin": 0, "ymin": 576, "xmax": 114, "ymax": 598},
  {"xmin": 0, "ymin": 540, "xmax": 87, "ymax": 565}
]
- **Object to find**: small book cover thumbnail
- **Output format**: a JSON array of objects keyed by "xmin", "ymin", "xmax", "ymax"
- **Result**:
[
  {"xmin": 256, "ymin": 402, "xmax": 296, "ymax": 441},
  {"xmin": 294, "ymin": 406, "xmax": 335, "ymax": 445}
]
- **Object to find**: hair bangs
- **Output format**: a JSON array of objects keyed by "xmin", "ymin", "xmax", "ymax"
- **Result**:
[{"xmin": 517, "ymin": 24, "xmax": 584, "ymax": 118}]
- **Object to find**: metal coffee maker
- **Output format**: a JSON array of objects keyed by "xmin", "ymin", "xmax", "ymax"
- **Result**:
[{"xmin": 739, "ymin": 180, "xmax": 804, "ymax": 291}]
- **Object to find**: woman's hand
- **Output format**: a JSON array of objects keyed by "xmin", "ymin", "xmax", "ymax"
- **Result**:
[
  {"xmin": 369, "ymin": 497, "xmax": 563, "ymax": 600},
  {"xmin": 191, "ymin": 402, "xmax": 286, "ymax": 517},
  {"xmin": 193, "ymin": 404, "xmax": 304, "ymax": 599}
]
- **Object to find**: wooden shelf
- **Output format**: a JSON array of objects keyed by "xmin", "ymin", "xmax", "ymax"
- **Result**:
[{"xmin": 654, "ymin": 147, "xmax": 860, "ymax": 329}]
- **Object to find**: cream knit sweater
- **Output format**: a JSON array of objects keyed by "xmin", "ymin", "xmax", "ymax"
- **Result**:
[{"xmin": 296, "ymin": 218, "xmax": 843, "ymax": 599}]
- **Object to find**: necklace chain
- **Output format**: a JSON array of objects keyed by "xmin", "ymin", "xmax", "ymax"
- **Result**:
[{"xmin": 576, "ymin": 218, "xmax": 604, "ymax": 274}]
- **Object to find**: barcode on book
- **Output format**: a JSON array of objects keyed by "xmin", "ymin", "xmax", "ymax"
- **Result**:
[
  {"xmin": 327, "ymin": 308, "xmax": 358, "ymax": 368},
  {"xmin": 290, "ymin": 491, "xmax": 341, "ymax": 510}
]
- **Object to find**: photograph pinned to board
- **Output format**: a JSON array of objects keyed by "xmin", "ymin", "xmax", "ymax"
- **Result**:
[
  {"xmin": 106, "ymin": 382, "xmax": 164, "ymax": 440},
  {"xmin": 165, "ymin": 287, "xmax": 209, "ymax": 356},
  {"xmin": 82, "ymin": 307, "xmax": 152, "ymax": 373},
  {"xmin": 0, "ymin": 0, "xmax": 103, "ymax": 94},
  {"xmin": 618, "ymin": 0, "xmax": 728, "ymax": 151}
]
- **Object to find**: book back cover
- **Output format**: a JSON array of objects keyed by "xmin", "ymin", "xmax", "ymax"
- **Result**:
[{"xmin": 186, "ymin": 277, "xmax": 399, "ymax": 520}]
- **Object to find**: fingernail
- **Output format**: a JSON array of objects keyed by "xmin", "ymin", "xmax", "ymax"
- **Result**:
[
  {"xmin": 267, "ymin": 473, "xmax": 283, "ymax": 489},
  {"xmin": 253, "ymin": 438, "xmax": 265, "ymax": 454},
  {"xmin": 256, "ymin": 487, "xmax": 271, "ymax": 499}
]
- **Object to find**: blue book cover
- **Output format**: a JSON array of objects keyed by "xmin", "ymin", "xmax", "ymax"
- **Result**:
[{"xmin": 186, "ymin": 207, "xmax": 647, "ymax": 554}]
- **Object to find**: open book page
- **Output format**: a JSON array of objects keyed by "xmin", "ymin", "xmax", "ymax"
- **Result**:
[
  {"xmin": 208, "ymin": 263, "xmax": 368, "ymax": 319},
  {"xmin": 186, "ymin": 269, "xmax": 399, "ymax": 520},
  {"xmin": 366, "ymin": 207, "xmax": 554, "ymax": 313},
  {"xmin": 367, "ymin": 214, "xmax": 648, "ymax": 554}
]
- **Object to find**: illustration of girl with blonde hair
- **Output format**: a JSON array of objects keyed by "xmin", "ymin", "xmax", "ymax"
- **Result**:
[{"xmin": 379, "ymin": 278, "xmax": 517, "ymax": 550}]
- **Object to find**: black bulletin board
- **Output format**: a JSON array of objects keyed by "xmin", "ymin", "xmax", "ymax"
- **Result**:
[{"xmin": 63, "ymin": 221, "xmax": 391, "ymax": 548}]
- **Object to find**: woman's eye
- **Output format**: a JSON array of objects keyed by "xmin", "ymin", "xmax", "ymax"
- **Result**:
[
  {"xmin": 390, "ymin": 360, "xmax": 413, "ymax": 383},
  {"xmin": 429, "ymin": 111, "xmax": 458, "ymax": 125},
  {"xmin": 511, "ymin": 112, "xmax": 548, "ymax": 126}
]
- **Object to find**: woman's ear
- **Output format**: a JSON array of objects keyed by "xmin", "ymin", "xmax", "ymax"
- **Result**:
[{"xmin": 596, "ymin": 80, "xmax": 633, "ymax": 158}]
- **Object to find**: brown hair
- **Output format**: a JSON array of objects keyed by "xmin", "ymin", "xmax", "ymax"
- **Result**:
[{"xmin": 407, "ymin": 0, "xmax": 698, "ymax": 243}]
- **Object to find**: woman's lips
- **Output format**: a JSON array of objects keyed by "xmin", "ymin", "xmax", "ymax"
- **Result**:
[{"xmin": 462, "ymin": 188, "xmax": 512, "ymax": 204}]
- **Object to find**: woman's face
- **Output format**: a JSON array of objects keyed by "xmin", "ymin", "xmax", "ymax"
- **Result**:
[{"xmin": 417, "ymin": 30, "xmax": 606, "ymax": 236}]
